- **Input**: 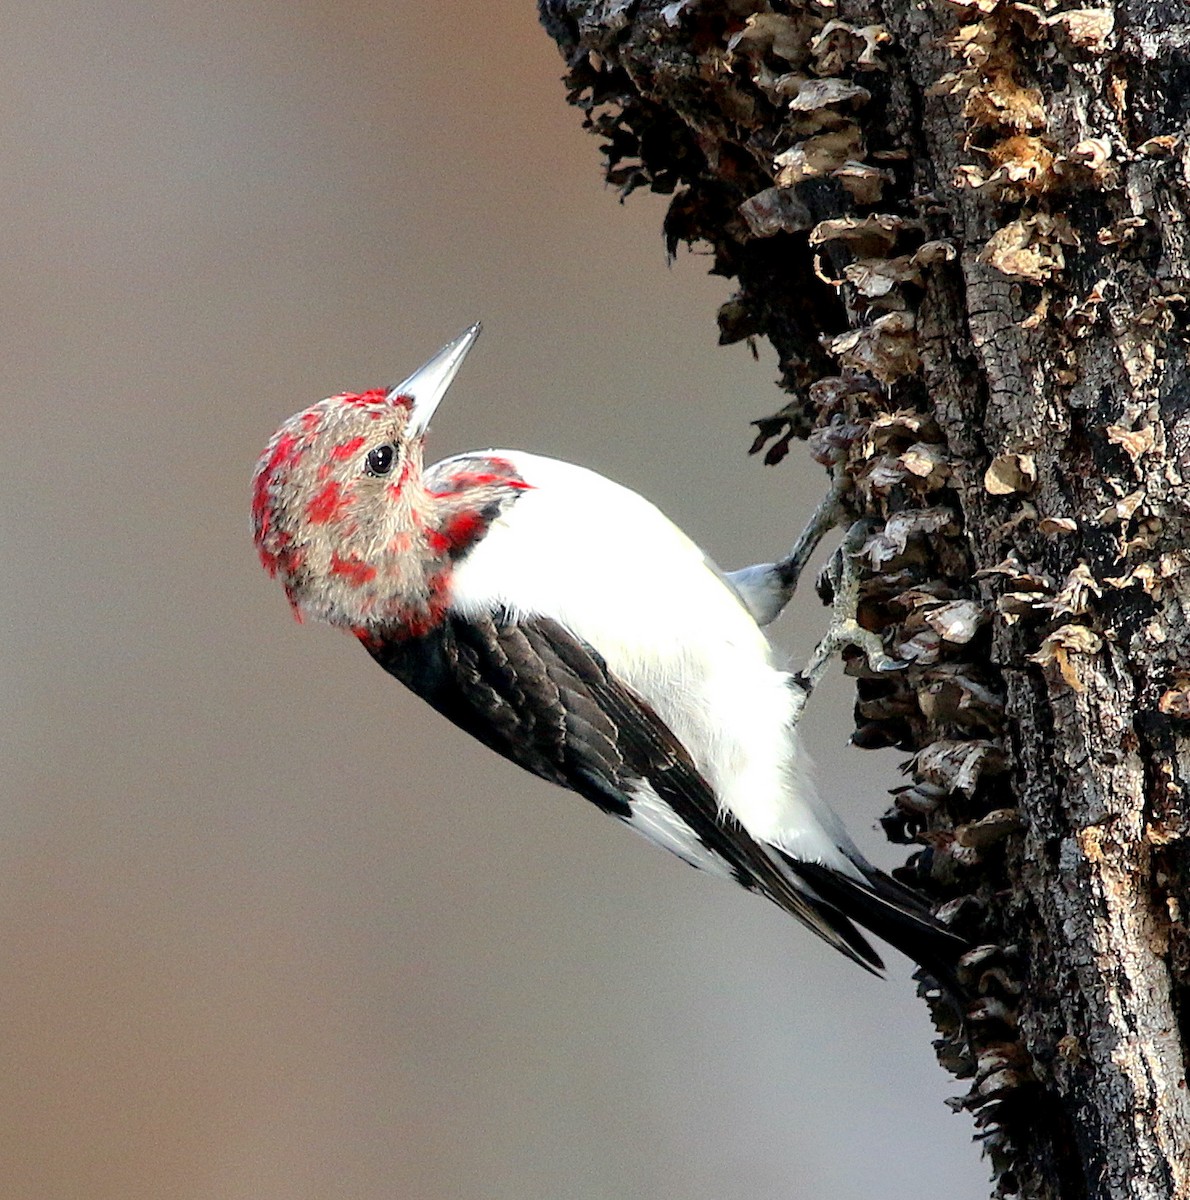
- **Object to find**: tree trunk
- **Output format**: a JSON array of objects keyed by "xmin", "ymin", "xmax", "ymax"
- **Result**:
[{"xmin": 537, "ymin": 1, "xmax": 1190, "ymax": 1196}]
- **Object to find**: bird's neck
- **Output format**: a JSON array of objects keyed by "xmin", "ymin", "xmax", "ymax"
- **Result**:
[{"xmin": 356, "ymin": 454, "xmax": 529, "ymax": 644}]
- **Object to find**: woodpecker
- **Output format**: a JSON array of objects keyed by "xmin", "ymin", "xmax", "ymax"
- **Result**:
[{"xmin": 252, "ymin": 324, "xmax": 966, "ymax": 983}]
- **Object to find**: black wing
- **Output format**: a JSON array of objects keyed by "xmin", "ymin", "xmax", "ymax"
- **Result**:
[{"xmin": 366, "ymin": 609, "xmax": 886, "ymax": 972}]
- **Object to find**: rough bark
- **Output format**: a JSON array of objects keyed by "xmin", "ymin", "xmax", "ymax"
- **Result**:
[{"xmin": 537, "ymin": 2, "xmax": 1190, "ymax": 1196}]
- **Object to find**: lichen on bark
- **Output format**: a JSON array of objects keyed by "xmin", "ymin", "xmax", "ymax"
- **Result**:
[{"xmin": 538, "ymin": 1, "xmax": 1190, "ymax": 1196}]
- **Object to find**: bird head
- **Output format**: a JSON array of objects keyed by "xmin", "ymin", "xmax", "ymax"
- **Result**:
[{"xmin": 251, "ymin": 323, "xmax": 481, "ymax": 633}]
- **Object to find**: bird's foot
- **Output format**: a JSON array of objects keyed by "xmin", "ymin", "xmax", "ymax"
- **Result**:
[{"xmin": 789, "ymin": 519, "xmax": 900, "ymax": 725}]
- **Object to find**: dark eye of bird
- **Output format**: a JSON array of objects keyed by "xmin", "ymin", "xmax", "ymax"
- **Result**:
[{"xmin": 365, "ymin": 444, "xmax": 396, "ymax": 476}]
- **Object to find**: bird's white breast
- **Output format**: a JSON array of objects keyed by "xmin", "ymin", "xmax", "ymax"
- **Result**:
[{"xmin": 444, "ymin": 450, "xmax": 860, "ymax": 873}]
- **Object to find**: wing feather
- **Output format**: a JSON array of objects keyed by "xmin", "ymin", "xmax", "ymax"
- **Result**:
[{"xmin": 367, "ymin": 610, "xmax": 884, "ymax": 972}]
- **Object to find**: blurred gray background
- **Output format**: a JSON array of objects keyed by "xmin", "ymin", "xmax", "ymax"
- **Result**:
[{"xmin": 2, "ymin": 2, "xmax": 985, "ymax": 1197}]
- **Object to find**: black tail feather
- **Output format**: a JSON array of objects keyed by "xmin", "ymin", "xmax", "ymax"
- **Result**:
[
  {"xmin": 783, "ymin": 857, "xmax": 969, "ymax": 995},
  {"xmin": 791, "ymin": 889, "xmax": 886, "ymax": 977}
]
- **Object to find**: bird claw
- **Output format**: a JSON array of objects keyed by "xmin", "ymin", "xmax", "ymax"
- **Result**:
[
  {"xmin": 792, "ymin": 518, "xmax": 897, "ymax": 720},
  {"xmin": 848, "ymin": 629, "xmax": 900, "ymax": 674},
  {"xmin": 874, "ymin": 655, "xmax": 908, "ymax": 674}
]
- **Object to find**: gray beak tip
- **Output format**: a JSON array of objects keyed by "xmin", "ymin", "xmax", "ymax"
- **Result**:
[{"xmin": 389, "ymin": 322, "xmax": 484, "ymax": 435}]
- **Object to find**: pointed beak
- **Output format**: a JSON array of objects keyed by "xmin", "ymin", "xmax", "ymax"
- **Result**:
[{"xmin": 388, "ymin": 321, "xmax": 482, "ymax": 437}]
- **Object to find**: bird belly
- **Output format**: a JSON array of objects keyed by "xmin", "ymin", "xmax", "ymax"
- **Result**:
[{"xmin": 445, "ymin": 450, "xmax": 861, "ymax": 874}]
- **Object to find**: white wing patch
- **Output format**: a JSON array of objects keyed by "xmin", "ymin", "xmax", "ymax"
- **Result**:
[
  {"xmin": 446, "ymin": 449, "xmax": 866, "ymax": 878},
  {"xmin": 625, "ymin": 781, "xmax": 736, "ymax": 879}
]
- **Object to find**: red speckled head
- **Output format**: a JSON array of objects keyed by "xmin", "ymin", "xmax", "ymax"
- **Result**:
[{"xmin": 251, "ymin": 325, "xmax": 481, "ymax": 631}]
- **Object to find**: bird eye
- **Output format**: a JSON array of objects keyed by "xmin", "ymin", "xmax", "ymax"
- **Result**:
[{"xmin": 365, "ymin": 444, "xmax": 396, "ymax": 476}]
